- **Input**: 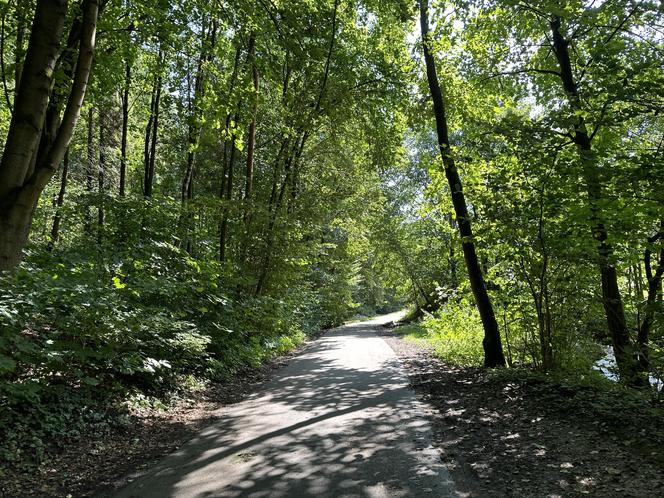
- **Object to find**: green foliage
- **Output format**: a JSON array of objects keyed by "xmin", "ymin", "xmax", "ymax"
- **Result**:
[
  {"xmin": 395, "ymin": 301, "xmax": 485, "ymax": 367},
  {"xmin": 0, "ymin": 240, "xmax": 314, "ymax": 470},
  {"xmin": 421, "ymin": 303, "xmax": 486, "ymax": 367},
  {"xmin": 1, "ymin": 0, "xmax": 663, "ymax": 478}
]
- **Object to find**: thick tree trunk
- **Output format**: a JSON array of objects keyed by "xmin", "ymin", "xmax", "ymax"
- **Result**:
[
  {"xmin": 549, "ymin": 17, "xmax": 640, "ymax": 384},
  {"xmin": 14, "ymin": 0, "xmax": 26, "ymax": 94},
  {"xmin": 0, "ymin": 0, "xmax": 98, "ymax": 270},
  {"xmin": 0, "ymin": 0, "xmax": 68, "ymax": 201},
  {"xmin": 419, "ymin": 0, "xmax": 505, "ymax": 367}
]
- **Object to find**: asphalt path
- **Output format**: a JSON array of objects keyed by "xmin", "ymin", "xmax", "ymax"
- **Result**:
[{"xmin": 111, "ymin": 312, "xmax": 456, "ymax": 498}]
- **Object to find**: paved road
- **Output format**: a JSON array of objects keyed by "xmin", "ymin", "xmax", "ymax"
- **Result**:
[{"xmin": 111, "ymin": 312, "xmax": 456, "ymax": 498}]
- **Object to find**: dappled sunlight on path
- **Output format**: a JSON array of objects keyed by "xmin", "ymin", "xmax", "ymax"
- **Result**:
[{"xmin": 110, "ymin": 313, "xmax": 455, "ymax": 498}]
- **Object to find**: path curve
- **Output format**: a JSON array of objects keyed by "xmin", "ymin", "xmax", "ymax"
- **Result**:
[{"xmin": 110, "ymin": 312, "xmax": 456, "ymax": 498}]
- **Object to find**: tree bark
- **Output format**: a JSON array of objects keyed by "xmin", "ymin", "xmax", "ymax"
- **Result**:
[
  {"xmin": 0, "ymin": 0, "xmax": 98, "ymax": 270},
  {"xmin": 48, "ymin": 148, "xmax": 69, "ymax": 250},
  {"xmin": 244, "ymin": 33, "xmax": 258, "ymax": 205},
  {"xmin": 638, "ymin": 224, "xmax": 663, "ymax": 372},
  {"xmin": 0, "ymin": 0, "xmax": 68, "ymax": 201},
  {"xmin": 219, "ymin": 135, "xmax": 236, "ymax": 262},
  {"xmin": 181, "ymin": 20, "xmax": 217, "ymax": 203},
  {"xmin": 419, "ymin": 0, "xmax": 505, "ymax": 367},
  {"xmin": 14, "ymin": 0, "xmax": 26, "ymax": 95},
  {"xmin": 119, "ymin": 61, "xmax": 130, "ymax": 196},
  {"xmin": 143, "ymin": 55, "xmax": 161, "ymax": 198},
  {"xmin": 98, "ymin": 108, "xmax": 106, "ymax": 243},
  {"xmin": 218, "ymin": 41, "xmax": 243, "ymax": 263},
  {"xmin": 86, "ymin": 106, "xmax": 94, "ymax": 230},
  {"xmin": 220, "ymin": 44, "xmax": 242, "ymax": 201}
]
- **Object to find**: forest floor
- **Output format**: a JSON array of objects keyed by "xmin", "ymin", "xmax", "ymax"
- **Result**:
[
  {"xmin": 379, "ymin": 327, "xmax": 664, "ymax": 498},
  {"xmin": 4, "ymin": 315, "xmax": 664, "ymax": 497}
]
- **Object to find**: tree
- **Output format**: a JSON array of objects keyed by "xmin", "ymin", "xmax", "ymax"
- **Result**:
[
  {"xmin": 0, "ymin": 0, "xmax": 99, "ymax": 270},
  {"xmin": 419, "ymin": 0, "xmax": 505, "ymax": 367}
]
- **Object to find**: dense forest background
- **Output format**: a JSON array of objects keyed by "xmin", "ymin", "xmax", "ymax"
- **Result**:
[{"xmin": 0, "ymin": 0, "xmax": 662, "ymax": 475}]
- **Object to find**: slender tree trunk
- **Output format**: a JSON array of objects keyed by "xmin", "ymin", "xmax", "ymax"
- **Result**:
[
  {"xmin": 147, "ymin": 71, "xmax": 161, "ymax": 197},
  {"xmin": 255, "ymin": 0, "xmax": 338, "ymax": 292},
  {"xmin": 143, "ymin": 76, "xmax": 156, "ymax": 195},
  {"xmin": 220, "ymin": 45, "xmax": 242, "ymax": 200},
  {"xmin": 48, "ymin": 148, "xmax": 69, "ymax": 250},
  {"xmin": 98, "ymin": 108, "xmax": 106, "ymax": 244},
  {"xmin": 219, "ymin": 138, "xmax": 236, "ymax": 262},
  {"xmin": 254, "ymin": 135, "xmax": 306, "ymax": 295},
  {"xmin": 638, "ymin": 223, "xmax": 664, "ymax": 372},
  {"xmin": 244, "ymin": 33, "xmax": 258, "ymax": 206},
  {"xmin": 181, "ymin": 21, "xmax": 217, "ymax": 254},
  {"xmin": 549, "ymin": 17, "xmax": 640, "ymax": 384},
  {"xmin": 218, "ymin": 43, "xmax": 242, "ymax": 263},
  {"xmin": 419, "ymin": 0, "xmax": 505, "ymax": 367},
  {"xmin": 119, "ymin": 61, "xmax": 130, "ymax": 196},
  {"xmin": 86, "ymin": 106, "xmax": 94, "ymax": 229},
  {"xmin": 181, "ymin": 20, "xmax": 217, "ymax": 204},
  {"xmin": 143, "ymin": 51, "xmax": 162, "ymax": 199}
]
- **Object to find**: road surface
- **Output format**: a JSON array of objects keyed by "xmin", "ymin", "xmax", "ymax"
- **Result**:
[{"xmin": 110, "ymin": 312, "xmax": 456, "ymax": 497}]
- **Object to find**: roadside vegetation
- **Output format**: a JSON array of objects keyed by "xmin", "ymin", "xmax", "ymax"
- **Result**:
[{"xmin": 0, "ymin": 0, "xmax": 662, "ymax": 490}]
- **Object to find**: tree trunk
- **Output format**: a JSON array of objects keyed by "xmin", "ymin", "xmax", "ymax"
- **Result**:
[
  {"xmin": 218, "ymin": 42, "xmax": 243, "ymax": 263},
  {"xmin": 0, "ymin": 0, "xmax": 98, "ymax": 270},
  {"xmin": 48, "ymin": 148, "xmax": 69, "ymax": 250},
  {"xmin": 181, "ymin": 20, "xmax": 217, "ymax": 204},
  {"xmin": 638, "ymin": 224, "xmax": 664, "ymax": 372},
  {"xmin": 147, "ymin": 71, "xmax": 161, "ymax": 197},
  {"xmin": 549, "ymin": 17, "xmax": 640, "ymax": 385},
  {"xmin": 119, "ymin": 61, "xmax": 130, "ymax": 196},
  {"xmin": 86, "ymin": 106, "xmax": 94, "ymax": 230},
  {"xmin": 219, "ymin": 134, "xmax": 237, "ymax": 262},
  {"xmin": 0, "ymin": 0, "xmax": 68, "ymax": 201},
  {"xmin": 143, "ymin": 49, "xmax": 162, "ymax": 198},
  {"xmin": 254, "ymin": 133, "xmax": 307, "ymax": 296},
  {"xmin": 181, "ymin": 20, "xmax": 217, "ymax": 254},
  {"xmin": 244, "ymin": 33, "xmax": 258, "ymax": 205},
  {"xmin": 14, "ymin": 0, "xmax": 26, "ymax": 94},
  {"xmin": 419, "ymin": 0, "xmax": 505, "ymax": 367},
  {"xmin": 98, "ymin": 108, "xmax": 106, "ymax": 243}
]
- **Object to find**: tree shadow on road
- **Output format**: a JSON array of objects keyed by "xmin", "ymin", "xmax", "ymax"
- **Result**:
[{"xmin": 107, "ymin": 323, "xmax": 454, "ymax": 497}]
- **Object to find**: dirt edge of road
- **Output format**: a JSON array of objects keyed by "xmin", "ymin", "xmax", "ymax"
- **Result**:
[{"xmin": 379, "ymin": 329, "xmax": 664, "ymax": 498}]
